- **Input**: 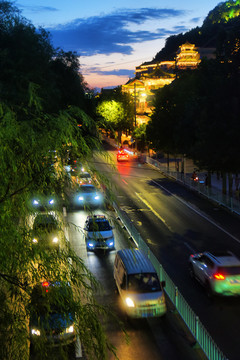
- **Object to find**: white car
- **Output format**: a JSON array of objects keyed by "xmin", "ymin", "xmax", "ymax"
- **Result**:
[
  {"xmin": 189, "ymin": 251, "xmax": 240, "ymax": 297},
  {"xmin": 84, "ymin": 215, "xmax": 115, "ymax": 251},
  {"xmin": 72, "ymin": 185, "xmax": 103, "ymax": 208}
]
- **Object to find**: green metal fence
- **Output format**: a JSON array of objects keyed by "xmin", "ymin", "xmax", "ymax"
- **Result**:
[{"xmin": 114, "ymin": 202, "xmax": 228, "ymax": 360}]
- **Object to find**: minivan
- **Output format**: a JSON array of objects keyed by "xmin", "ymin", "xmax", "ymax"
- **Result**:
[{"xmin": 114, "ymin": 248, "xmax": 167, "ymax": 318}]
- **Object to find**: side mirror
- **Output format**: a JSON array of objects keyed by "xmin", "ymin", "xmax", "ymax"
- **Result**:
[{"xmin": 161, "ymin": 281, "xmax": 166, "ymax": 288}]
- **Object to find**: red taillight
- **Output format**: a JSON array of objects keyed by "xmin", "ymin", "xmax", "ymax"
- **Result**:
[
  {"xmin": 214, "ymin": 273, "xmax": 225, "ymax": 280},
  {"xmin": 42, "ymin": 281, "xmax": 50, "ymax": 292}
]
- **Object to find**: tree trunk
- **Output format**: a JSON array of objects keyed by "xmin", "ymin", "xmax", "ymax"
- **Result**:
[{"xmin": 118, "ymin": 130, "xmax": 122, "ymax": 146}]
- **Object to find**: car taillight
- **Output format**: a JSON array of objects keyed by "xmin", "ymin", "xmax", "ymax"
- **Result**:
[
  {"xmin": 214, "ymin": 273, "xmax": 225, "ymax": 280},
  {"xmin": 42, "ymin": 281, "xmax": 50, "ymax": 292}
]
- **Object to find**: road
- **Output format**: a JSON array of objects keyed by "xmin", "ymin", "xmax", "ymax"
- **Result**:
[
  {"xmin": 90, "ymin": 144, "xmax": 240, "ymax": 360},
  {"xmin": 67, "ymin": 208, "xmax": 203, "ymax": 360}
]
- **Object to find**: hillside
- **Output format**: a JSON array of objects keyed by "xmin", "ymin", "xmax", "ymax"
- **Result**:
[{"xmin": 151, "ymin": 0, "xmax": 240, "ymax": 63}]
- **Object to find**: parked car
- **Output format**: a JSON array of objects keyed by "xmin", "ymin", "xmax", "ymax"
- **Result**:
[
  {"xmin": 32, "ymin": 213, "xmax": 62, "ymax": 250},
  {"xmin": 84, "ymin": 215, "xmax": 115, "ymax": 251},
  {"xmin": 30, "ymin": 281, "xmax": 76, "ymax": 350},
  {"xmin": 189, "ymin": 250, "xmax": 240, "ymax": 297}
]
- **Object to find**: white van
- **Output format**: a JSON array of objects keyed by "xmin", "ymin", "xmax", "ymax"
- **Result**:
[{"xmin": 114, "ymin": 248, "xmax": 167, "ymax": 318}]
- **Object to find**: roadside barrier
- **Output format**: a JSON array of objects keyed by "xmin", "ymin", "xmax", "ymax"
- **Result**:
[
  {"xmin": 114, "ymin": 202, "xmax": 228, "ymax": 360},
  {"xmin": 145, "ymin": 155, "xmax": 240, "ymax": 216}
]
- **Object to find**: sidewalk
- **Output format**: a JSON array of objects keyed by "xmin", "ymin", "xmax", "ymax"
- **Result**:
[{"xmin": 145, "ymin": 155, "xmax": 240, "ymax": 216}]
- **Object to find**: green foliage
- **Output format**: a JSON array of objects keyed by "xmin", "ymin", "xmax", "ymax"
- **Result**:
[
  {"xmin": 0, "ymin": 2, "xmax": 120, "ymax": 359},
  {"xmin": 152, "ymin": 1, "xmax": 240, "ymax": 65},
  {"xmin": 97, "ymin": 100, "xmax": 124, "ymax": 128},
  {"xmin": 132, "ymin": 124, "xmax": 147, "ymax": 152},
  {"xmin": 147, "ymin": 56, "xmax": 240, "ymax": 173},
  {"xmin": 96, "ymin": 87, "xmax": 134, "ymax": 133}
]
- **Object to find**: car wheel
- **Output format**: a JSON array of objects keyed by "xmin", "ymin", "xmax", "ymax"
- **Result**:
[{"xmin": 189, "ymin": 264, "xmax": 195, "ymax": 279}]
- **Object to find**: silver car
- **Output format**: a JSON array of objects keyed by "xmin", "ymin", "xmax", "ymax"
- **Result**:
[{"xmin": 189, "ymin": 251, "xmax": 240, "ymax": 297}]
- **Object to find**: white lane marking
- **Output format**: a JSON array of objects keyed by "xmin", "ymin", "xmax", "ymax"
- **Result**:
[
  {"xmin": 135, "ymin": 192, "xmax": 173, "ymax": 232},
  {"xmin": 151, "ymin": 179, "xmax": 240, "ymax": 245}
]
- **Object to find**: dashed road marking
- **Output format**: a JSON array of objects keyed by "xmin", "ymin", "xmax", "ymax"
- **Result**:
[{"xmin": 135, "ymin": 192, "xmax": 173, "ymax": 232}]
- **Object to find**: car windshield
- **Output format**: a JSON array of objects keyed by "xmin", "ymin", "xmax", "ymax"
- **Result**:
[
  {"xmin": 79, "ymin": 186, "xmax": 96, "ymax": 193},
  {"xmin": 218, "ymin": 266, "xmax": 240, "ymax": 276},
  {"xmin": 79, "ymin": 173, "xmax": 91, "ymax": 179},
  {"xmin": 128, "ymin": 273, "xmax": 161, "ymax": 293},
  {"xmin": 33, "ymin": 216, "xmax": 57, "ymax": 231},
  {"xmin": 88, "ymin": 220, "xmax": 111, "ymax": 232}
]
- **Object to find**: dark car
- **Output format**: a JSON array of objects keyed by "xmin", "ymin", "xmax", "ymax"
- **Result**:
[
  {"xmin": 32, "ymin": 214, "xmax": 62, "ymax": 250},
  {"xmin": 30, "ymin": 281, "xmax": 76, "ymax": 350},
  {"xmin": 29, "ymin": 193, "xmax": 59, "ymax": 211}
]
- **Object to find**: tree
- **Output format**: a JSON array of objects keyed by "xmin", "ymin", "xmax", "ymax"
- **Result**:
[
  {"xmin": 132, "ymin": 124, "xmax": 147, "ymax": 152},
  {"xmin": 96, "ymin": 87, "xmax": 134, "ymax": 143},
  {"xmin": 0, "ymin": 2, "xmax": 121, "ymax": 359}
]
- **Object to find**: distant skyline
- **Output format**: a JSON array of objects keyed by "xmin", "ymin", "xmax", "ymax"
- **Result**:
[{"xmin": 16, "ymin": 0, "xmax": 222, "ymax": 89}]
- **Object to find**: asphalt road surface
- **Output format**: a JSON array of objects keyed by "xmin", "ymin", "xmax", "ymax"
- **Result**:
[
  {"xmin": 67, "ymin": 205, "xmax": 205, "ymax": 358},
  {"xmin": 89, "ymin": 144, "xmax": 240, "ymax": 360}
]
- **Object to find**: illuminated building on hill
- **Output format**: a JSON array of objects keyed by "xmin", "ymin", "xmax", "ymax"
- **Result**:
[{"xmin": 122, "ymin": 43, "xmax": 215, "ymax": 126}]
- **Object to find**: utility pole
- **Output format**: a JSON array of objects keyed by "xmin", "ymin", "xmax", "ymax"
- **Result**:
[{"xmin": 134, "ymin": 82, "xmax": 137, "ymax": 127}]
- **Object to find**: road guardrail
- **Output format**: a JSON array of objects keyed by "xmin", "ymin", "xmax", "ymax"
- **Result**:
[{"xmin": 114, "ymin": 202, "xmax": 228, "ymax": 360}]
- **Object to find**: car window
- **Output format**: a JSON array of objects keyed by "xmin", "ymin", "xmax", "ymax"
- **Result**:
[
  {"xmin": 79, "ymin": 173, "xmax": 91, "ymax": 179},
  {"xmin": 33, "ymin": 216, "xmax": 57, "ymax": 231},
  {"xmin": 128, "ymin": 273, "xmax": 161, "ymax": 293},
  {"xmin": 79, "ymin": 186, "xmax": 96, "ymax": 193},
  {"xmin": 200, "ymin": 255, "xmax": 214, "ymax": 268},
  {"xmin": 87, "ymin": 220, "xmax": 111, "ymax": 232}
]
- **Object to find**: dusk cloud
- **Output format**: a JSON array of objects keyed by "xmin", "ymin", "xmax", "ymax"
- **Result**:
[
  {"xmin": 84, "ymin": 68, "xmax": 135, "ymax": 78},
  {"xmin": 48, "ymin": 8, "xmax": 188, "ymax": 56},
  {"xmin": 19, "ymin": 5, "xmax": 58, "ymax": 13}
]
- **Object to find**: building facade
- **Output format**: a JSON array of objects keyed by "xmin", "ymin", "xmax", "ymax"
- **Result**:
[{"xmin": 122, "ymin": 43, "xmax": 216, "ymax": 126}]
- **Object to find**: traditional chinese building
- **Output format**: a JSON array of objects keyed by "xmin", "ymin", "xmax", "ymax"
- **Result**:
[
  {"xmin": 122, "ymin": 68, "xmax": 175, "ymax": 125},
  {"xmin": 175, "ymin": 42, "xmax": 201, "ymax": 69},
  {"xmin": 122, "ymin": 43, "xmax": 215, "ymax": 126}
]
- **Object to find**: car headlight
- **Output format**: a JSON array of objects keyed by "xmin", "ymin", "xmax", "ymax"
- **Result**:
[
  {"xmin": 66, "ymin": 325, "xmax": 74, "ymax": 334},
  {"xmin": 33, "ymin": 238, "xmax": 38, "ymax": 244},
  {"xmin": 49, "ymin": 199, "xmax": 54, "ymax": 205},
  {"xmin": 53, "ymin": 237, "xmax": 59, "ymax": 244},
  {"xmin": 78, "ymin": 196, "xmax": 84, "ymax": 201},
  {"xmin": 87, "ymin": 242, "xmax": 94, "ymax": 248},
  {"xmin": 33, "ymin": 200, "xmax": 39, "ymax": 205},
  {"xmin": 31, "ymin": 328, "xmax": 41, "ymax": 336},
  {"xmin": 125, "ymin": 297, "xmax": 135, "ymax": 307}
]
